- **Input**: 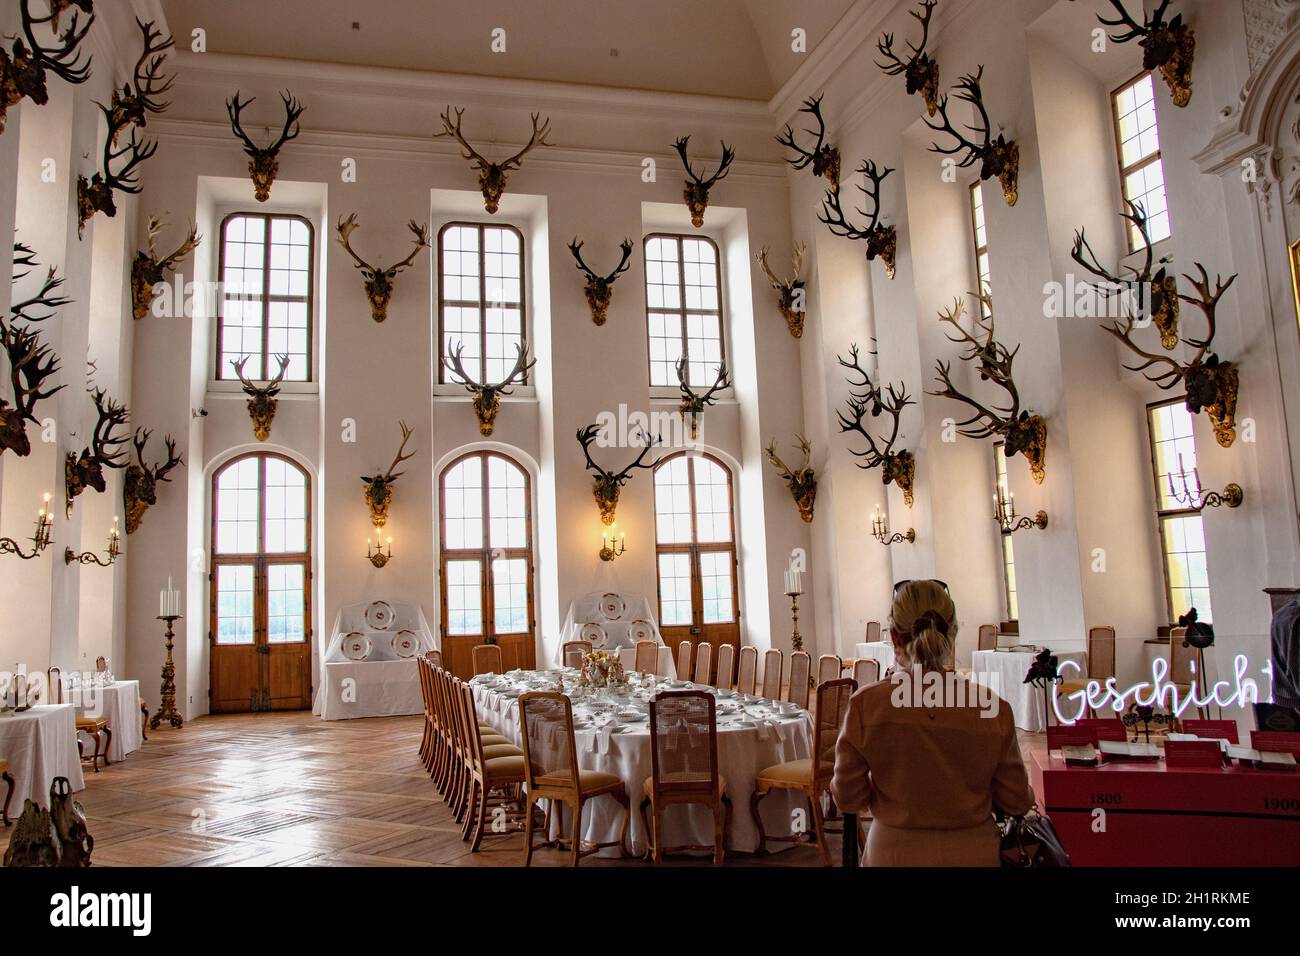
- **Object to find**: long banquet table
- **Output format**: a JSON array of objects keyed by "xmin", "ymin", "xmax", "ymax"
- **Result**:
[
  {"xmin": 472, "ymin": 669, "xmax": 812, "ymax": 857},
  {"xmin": 0, "ymin": 704, "xmax": 86, "ymax": 810}
]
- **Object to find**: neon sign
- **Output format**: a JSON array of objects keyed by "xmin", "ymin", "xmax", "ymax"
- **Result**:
[{"xmin": 1052, "ymin": 654, "xmax": 1269, "ymax": 725}]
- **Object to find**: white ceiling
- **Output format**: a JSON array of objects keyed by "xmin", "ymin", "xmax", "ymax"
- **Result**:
[{"xmin": 159, "ymin": 0, "xmax": 858, "ymax": 101}]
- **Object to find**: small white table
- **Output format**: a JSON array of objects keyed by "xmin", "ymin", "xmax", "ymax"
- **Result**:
[
  {"xmin": 853, "ymin": 641, "xmax": 896, "ymax": 674},
  {"xmin": 0, "ymin": 704, "xmax": 86, "ymax": 811},
  {"xmin": 75, "ymin": 680, "xmax": 143, "ymax": 763},
  {"xmin": 320, "ymin": 659, "xmax": 422, "ymax": 720},
  {"xmin": 970, "ymin": 649, "xmax": 1087, "ymax": 732}
]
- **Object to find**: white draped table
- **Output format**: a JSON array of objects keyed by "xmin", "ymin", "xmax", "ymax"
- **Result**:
[
  {"xmin": 320, "ymin": 660, "xmax": 422, "ymax": 720},
  {"xmin": 76, "ymin": 680, "xmax": 143, "ymax": 763},
  {"xmin": 472, "ymin": 670, "xmax": 811, "ymax": 856},
  {"xmin": 970, "ymin": 649, "xmax": 1087, "ymax": 732},
  {"xmin": 853, "ymin": 641, "xmax": 896, "ymax": 674},
  {"xmin": 0, "ymin": 704, "xmax": 85, "ymax": 810}
]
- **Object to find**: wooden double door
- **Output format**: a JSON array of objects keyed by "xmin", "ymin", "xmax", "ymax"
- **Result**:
[{"xmin": 209, "ymin": 454, "xmax": 313, "ymax": 713}]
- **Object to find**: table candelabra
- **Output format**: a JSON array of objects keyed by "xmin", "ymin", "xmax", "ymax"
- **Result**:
[{"xmin": 149, "ymin": 614, "xmax": 185, "ymax": 730}]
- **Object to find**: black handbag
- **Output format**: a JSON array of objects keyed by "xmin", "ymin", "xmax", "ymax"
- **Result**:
[{"xmin": 999, "ymin": 805, "xmax": 1072, "ymax": 867}]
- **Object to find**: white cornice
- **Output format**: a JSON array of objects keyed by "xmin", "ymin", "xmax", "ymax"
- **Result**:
[{"xmin": 167, "ymin": 50, "xmax": 774, "ymax": 130}]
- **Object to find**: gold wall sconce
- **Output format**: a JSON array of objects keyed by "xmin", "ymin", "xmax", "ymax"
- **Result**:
[
  {"xmin": 1, "ymin": 493, "xmax": 54, "ymax": 560},
  {"xmin": 65, "ymin": 517, "xmax": 122, "ymax": 567},
  {"xmin": 1168, "ymin": 457, "xmax": 1243, "ymax": 511},
  {"xmin": 599, "ymin": 526, "xmax": 627, "ymax": 563},
  {"xmin": 871, "ymin": 505, "xmax": 915, "ymax": 546},
  {"xmin": 367, "ymin": 530, "xmax": 392, "ymax": 569},
  {"xmin": 994, "ymin": 487, "xmax": 1048, "ymax": 533}
]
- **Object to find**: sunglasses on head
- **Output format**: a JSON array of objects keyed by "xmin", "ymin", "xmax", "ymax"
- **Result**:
[{"xmin": 893, "ymin": 579, "xmax": 950, "ymax": 594}]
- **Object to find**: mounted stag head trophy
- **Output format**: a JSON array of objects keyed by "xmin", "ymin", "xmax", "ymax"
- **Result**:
[
  {"xmin": 336, "ymin": 214, "xmax": 430, "ymax": 323},
  {"xmin": 577, "ymin": 423, "xmax": 661, "ymax": 526},
  {"xmin": 0, "ymin": 0, "xmax": 95, "ymax": 135},
  {"xmin": 1096, "ymin": 0, "xmax": 1194, "ymax": 107},
  {"xmin": 361, "ymin": 420, "xmax": 416, "ymax": 528},
  {"xmin": 75, "ymin": 106, "xmax": 158, "ymax": 237},
  {"xmin": 927, "ymin": 295, "xmax": 1048, "ymax": 483},
  {"xmin": 673, "ymin": 136, "xmax": 735, "ymax": 228},
  {"xmin": 1, "ymin": 243, "xmax": 67, "ymax": 457},
  {"xmin": 131, "ymin": 216, "xmax": 200, "ymax": 320},
  {"xmin": 676, "ymin": 358, "xmax": 730, "ymax": 442},
  {"xmin": 925, "ymin": 66, "xmax": 1019, "ymax": 206},
  {"xmin": 757, "ymin": 243, "xmax": 807, "ymax": 338},
  {"xmin": 434, "ymin": 107, "xmax": 552, "ymax": 215},
  {"xmin": 226, "ymin": 91, "xmax": 305, "ymax": 202},
  {"xmin": 1102, "ymin": 263, "xmax": 1240, "ymax": 448},
  {"xmin": 105, "ymin": 18, "xmax": 173, "ymax": 138},
  {"xmin": 1070, "ymin": 200, "xmax": 1179, "ymax": 348},
  {"xmin": 65, "ymin": 388, "xmax": 130, "ymax": 515},
  {"xmin": 819, "ymin": 160, "xmax": 898, "ymax": 279},
  {"xmin": 443, "ymin": 340, "xmax": 536, "ymax": 436},
  {"xmin": 231, "ymin": 354, "xmax": 289, "ymax": 441},
  {"xmin": 568, "ymin": 238, "xmax": 633, "ymax": 326},
  {"xmin": 766, "ymin": 436, "xmax": 818, "ymax": 523},
  {"xmin": 837, "ymin": 343, "xmax": 917, "ymax": 507},
  {"xmin": 123, "ymin": 428, "xmax": 182, "ymax": 534},
  {"xmin": 876, "ymin": 0, "xmax": 941, "ymax": 116},
  {"xmin": 776, "ymin": 94, "xmax": 841, "ymax": 189}
]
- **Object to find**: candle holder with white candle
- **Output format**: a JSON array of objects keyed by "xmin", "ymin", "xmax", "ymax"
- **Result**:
[
  {"xmin": 1167, "ymin": 453, "xmax": 1243, "ymax": 511},
  {"xmin": 784, "ymin": 569, "xmax": 804, "ymax": 654},
  {"xmin": 151, "ymin": 577, "xmax": 184, "ymax": 729},
  {"xmin": 0, "ymin": 492, "xmax": 54, "ymax": 560},
  {"xmin": 64, "ymin": 516, "xmax": 122, "ymax": 566},
  {"xmin": 993, "ymin": 485, "xmax": 1048, "ymax": 533}
]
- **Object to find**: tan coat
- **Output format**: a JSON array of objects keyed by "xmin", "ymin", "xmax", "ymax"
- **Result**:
[{"xmin": 831, "ymin": 675, "xmax": 1035, "ymax": 866}]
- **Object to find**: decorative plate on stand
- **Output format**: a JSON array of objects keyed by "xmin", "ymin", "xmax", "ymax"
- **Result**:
[
  {"xmin": 391, "ymin": 630, "xmax": 419, "ymax": 659},
  {"xmin": 599, "ymin": 593, "xmax": 626, "ymax": 621},
  {"xmin": 343, "ymin": 632, "xmax": 372, "ymax": 661},
  {"xmin": 581, "ymin": 622, "xmax": 608, "ymax": 647},
  {"xmin": 365, "ymin": 601, "xmax": 395, "ymax": 630},
  {"xmin": 627, "ymin": 620, "xmax": 653, "ymax": 643}
]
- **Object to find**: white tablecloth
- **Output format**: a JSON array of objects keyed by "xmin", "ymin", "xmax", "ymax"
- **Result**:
[
  {"xmin": 970, "ymin": 649, "xmax": 1087, "ymax": 732},
  {"xmin": 854, "ymin": 641, "xmax": 896, "ymax": 673},
  {"xmin": 472, "ymin": 671, "xmax": 811, "ymax": 856},
  {"xmin": 320, "ymin": 660, "xmax": 422, "ymax": 720},
  {"xmin": 76, "ymin": 680, "xmax": 143, "ymax": 763},
  {"xmin": 0, "ymin": 704, "xmax": 86, "ymax": 810}
]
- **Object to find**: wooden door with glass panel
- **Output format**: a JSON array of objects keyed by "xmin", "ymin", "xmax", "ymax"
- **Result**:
[
  {"xmin": 210, "ymin": 454, "xmax": 312, "ymax": 712},
  {"xmin": 653, "ymin": 453, "xmax": 740, "ymax": 682},
  {"xmin": 439, "ymin": 452, "xmax": 535, "ymax": 678}
]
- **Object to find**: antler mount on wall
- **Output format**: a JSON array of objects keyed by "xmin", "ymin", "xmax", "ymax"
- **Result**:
[
  {"xmin": 568, "ymin": 238, "xmax": 633, "ymax": 326},
  {"xmin": 434, "ymin": 107, "xmax": 552, "ymax": 215},
  {"xmin": 765, "ymin": 436, "xmax": 818, "ymax": 522},
  {"xmin": 336, "ymin": 214, "xmax": 430, "ymax": 323},
  {"xmin": 837, "ymin": 343, "xmax": 917, "ymax": 507},
  {"xmin": 232, "ymin": 355, "xmax": 289, "ymax": 441},
  {"xmin": 577, "ymin": 424, "xmax": 661, "ymax": 526},
  {"xmin": 361, "ymin": 420, "xmax": 416, "ymax": 528},
  {"xmin": 673, "ymin": 136, "xmax": 734, "ymax": 228},
  {"xmin": 227, "ymin": 91, "xmax": 305, "ymax": 202}
]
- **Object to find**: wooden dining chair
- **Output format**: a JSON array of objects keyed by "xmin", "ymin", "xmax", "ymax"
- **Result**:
[
  {"xmin": 786, "ymin": 651, "xmax": 811, "ymax": 709},
  {"xmin": 761, "ymin": 649, "xmax": 783, "ymax": 699},
  {"xmin": 562, "ymin": 640, "xmax": 593, "ymax": 669},
  {"xmin": 1168, "ymin": 627, "xmax": 1208, "ymax": 721},
  {"xmin": 693, "ymin": 642, "xmax": 713, "ymax": 685},
  {"xmin": 1058, "ymin": 626, "xmax": 1115, "ymax": 719},
  {"xmin": 471, "ymin": 643, "xmax": 503, "ymax": 676},
  {"xmin": 977, "ymin": 624, "xmax": 1000, "ymax": 651},
  {"xmin": 48, "ymin": 666, "xmax": 112, "ymax": 773},
  {"xmin": 816, "ymin": 654, "xmax": 842, "ymax": 687},
  {"xmin": 751, "ymin": 677, "xmax": 857, "ymax": 865},
  {"xmin": 736, "ymin": 646, "xmax": 758, "ymax": 695},
  {"xmin": 456, "ymin": 681, "xmax": 525, "ymax": 851},
  {"xmin": 865, "ymin": 620, "xmax": 882, "ymax": 643},
  {"xmin": 715, "ymin": 644, "xmax": 736, "ymax": 691},
  {"xmin": 425, "ymin": 648, "xmax": 443, "ymax": 668},
  {"xmin": 852, "ymin": 658, "xmax": 881, "ymax": 686},
  {"xmin": 640, "ymin": 690, "xmax": 732, "ymax": 864},
  {"xmin": 0, "ymin": 758, "xmax": 12, "ymax": 826},
  {"xmin": 518, "ymin": 691, "xmax": 630, "ymax": 866},
  {"xmin": 675, "ymin": 641, "xmax": 693, "ymax": 681},
  {"xmin": 634, "ymin": 640, "xmax": 660, "ymax": 675},
  {"xmin": 417, "ymin": 657, "xmax": 435, "ymax": 772}
]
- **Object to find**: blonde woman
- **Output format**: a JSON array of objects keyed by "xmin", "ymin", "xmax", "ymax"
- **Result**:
[{"xmin": 831, "ymin": 580, "xmax": 1034, "ymax": 866}]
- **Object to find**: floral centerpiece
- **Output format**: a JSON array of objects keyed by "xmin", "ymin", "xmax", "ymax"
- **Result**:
[{"xmin": 577, "ymin": 650, "xmax": 627, "ymax": 690}]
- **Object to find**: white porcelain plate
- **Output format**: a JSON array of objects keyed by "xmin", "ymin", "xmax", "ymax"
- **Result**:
[
  {"xmin": 365, "ymin": 601, "xmax": 395, "ymax": 630},
  {"xmin": 581, "ymin": 622, "xmax": 607, "ymax": 646},
  {"xmin": 391, "ymin": 629, "xmax": 419, "ymax": 659},
  {"xmin": 627, "ymin": 620, "xmax": 653, "ymax": 643},
  {"xmin": 599, "ymin": 593, "xmax": 626, "ymax": 620},
  {"xmin": 343, "ymin": 632, "xmax": 371, "ymax": 661}
]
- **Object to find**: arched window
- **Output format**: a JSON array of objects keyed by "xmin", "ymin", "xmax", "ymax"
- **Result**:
[
  {"xmin": 210, "ymin": 453, "xmax": 312, "ymax": 712},
  {"xmin": 652, "ymin": 452, "xmax": 739, "ymax": 680},
  {"xmin": 438, "ymin": 451, "xmax": 534, "ymax": 676}
]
